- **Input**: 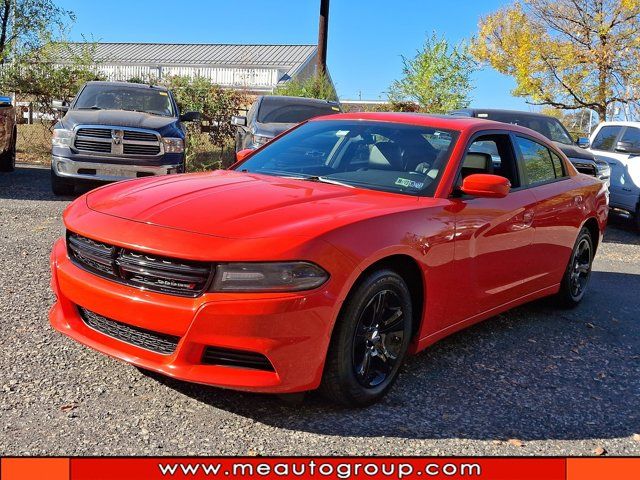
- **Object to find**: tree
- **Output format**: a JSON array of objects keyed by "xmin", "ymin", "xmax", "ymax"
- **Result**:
[
  {"xmin": 274, "ymin": 71, "xmax": 337, "ymax": 101},
  {"xmin": 0, "ymin": 0, "xmax": 75, "ymax": 62},
  {"xmin": 0, "ymin": 41, "xmax": 102, "ymax": 122},
  {"xmin": 472, "ymin": 0, "xmax": 640, "ymax": 121},
  {"xmin": 163, "ymin": 75, "xmax": 247, "ymax": 167},
  {"xmin": 388, "ymin": 32, "xmax": 477, "ymax": 113}
]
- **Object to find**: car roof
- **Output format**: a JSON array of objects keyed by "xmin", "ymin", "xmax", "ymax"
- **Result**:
[
  {"xmin": 84, "ymin": 80, "xmax": 170, "ymax": 92},
  {"xmin": 451, "ymin": 108, "xmax": 556, "ymax": 120},
  {"xmin": 594, "ymin": 120, "xmax": 640, "ymax": 128},
  {"xmin": 259, "ymin": 95, "xmax": 340, "ymax": 106}
]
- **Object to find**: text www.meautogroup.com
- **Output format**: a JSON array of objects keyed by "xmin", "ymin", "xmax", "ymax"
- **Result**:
[{"xmin": 157, "ymin": 460, "xmax": 482, "ymax": 479}]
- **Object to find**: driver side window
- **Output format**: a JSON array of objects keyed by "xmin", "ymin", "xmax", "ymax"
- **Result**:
[{"xmin": 459, "ymin": 134, "xmax": 520, "ymax": 188}]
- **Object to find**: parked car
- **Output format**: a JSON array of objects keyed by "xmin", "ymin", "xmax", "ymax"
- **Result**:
[
  {"xmin": 450, "ymin": 108, "xmax": 611, "ymax": 185},
  {"xmin": 232, "ymin": 95, "xmax": 341, "ymax": 151},
  {"xmin": 50, "ymin": 113, "xmax": 607, "ymax": 407},
  {"xmin": 50, "ymin": 81, "xmax": 200, "ymax": 195},
  {"xmin": 587, "ymin": 121, "xmax": 640, "ymax": 229},
  {"xmin": 0, "ymin": 95, "xmax": 17, "ymax": 173}
]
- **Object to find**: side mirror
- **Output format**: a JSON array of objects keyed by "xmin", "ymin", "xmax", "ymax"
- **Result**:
[
  {"xmin": 576, "ymin": 137, "xmax": 590, "ymax": 149},
  {"xmin": 236, "ymin": 148, "xmax": 254, "ymax": 162},
  {"xmin": 180, "ymin": 111, "xmax": 200, "ymax": 122},
  {"xmin": 615, "ymin": 141, "xmax": 640, "ymax": 156},
  {"xmin": 460, "ymin": 174, "xmax": 511, "ymax": 198},
  {"xmin": 52, "ymin": 100, "xmax": 69, "ymax": 112},
  {"xmin": 231, "ymin": 115, "xmax": 247, "ymax": 127}
]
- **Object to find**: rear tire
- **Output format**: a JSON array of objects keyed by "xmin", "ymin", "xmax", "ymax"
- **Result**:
[
  {"xmin": 557, "ymin": 227, "xmax": 594, "ymax": 307},
  {"xmin": 51, "ymin": 168, "xmax": 75, "ymax": 196},
  {"xmin": 0, "ymin": 130, "xmax": 16, "ymax": 172},
  {"xmin": 320, "ymin": 270, "xmax": 412, "ymax": 407}
]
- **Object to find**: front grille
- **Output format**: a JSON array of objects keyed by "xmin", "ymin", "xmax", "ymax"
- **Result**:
[
  {"xmin": 67, "ymin": 232, "xmax": 214, "ymax": 297},
  {"xmin": 74, "ymin": 126, "xmax": 161, "ymax": 156},
  {"xmin": 123, "ymin": 144, "xmax": 161, "ymax": 155},
  {"xmin": 79, "ymin": 307, "xmax": 179, "ymax": 355},
  {"xmin": 572, "ymin": 161, "xmax": 597, "ymax": 177},
  {"xmin": 202, "ymin": 346, "xmax": 275, "ymax": 371}
]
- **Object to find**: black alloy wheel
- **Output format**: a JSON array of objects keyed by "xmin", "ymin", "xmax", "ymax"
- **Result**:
[
  {"xmin": 558, "ymin": 227, "xmax": 594, "ymax": 307},
  {"xmin": 320, "ymin": 269, "xmax": 413, "ymax": 407}
]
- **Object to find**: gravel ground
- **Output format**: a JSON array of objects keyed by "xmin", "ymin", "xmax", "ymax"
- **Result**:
[{"xmin": 1, "ymin": 164, "xmax": 639, "ymax": 456}]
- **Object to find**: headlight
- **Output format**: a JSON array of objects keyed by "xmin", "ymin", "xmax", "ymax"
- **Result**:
[
  {"xmin": 52, "ymin": 129, "xmax": 73, "ymax": 147},
  {"xmin": 211, "ymin": 262, "xmax": 329, "ymax": 292},
  {"xmin": 162, "ymin": 137, "xmax": 184, "ymax": 153},
  {"xmin": 252, "ymin": 134, "xmax": 271, "ymax": 147}
]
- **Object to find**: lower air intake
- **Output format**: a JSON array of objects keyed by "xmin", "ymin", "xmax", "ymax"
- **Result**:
[
  {"xmin": 79, "ymin": 307, "xmax": 179, "ymax": 355},
  {"xmin": 202, "ymin": 346, "xmax": 274, "ymax": 371}
]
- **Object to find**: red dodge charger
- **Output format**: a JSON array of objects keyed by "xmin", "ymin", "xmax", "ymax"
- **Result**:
[{"xmin": 50, "ymin": 113, "xmax": 608, "ymax": 406}]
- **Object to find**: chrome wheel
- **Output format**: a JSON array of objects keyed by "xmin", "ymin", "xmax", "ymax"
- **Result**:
[
  {"xmin": 352, "ymin": 289, "xmax": 406, "ymax": 388},
  {"xmin": 570, "ymin": 237, "xmax": 592, "ymax": 299}
]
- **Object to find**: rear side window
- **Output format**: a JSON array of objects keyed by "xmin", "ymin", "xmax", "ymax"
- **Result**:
[
  {"xmin": 591, "ymin": 126, "xmax": 623, "ymax": 151},
  {"xmin": 515, "ymin": 136, "xmax": 565, "ymax": 186},
  {"xmin": 620, "ymin": 127, "xmax": 640, "ymax": 149}
]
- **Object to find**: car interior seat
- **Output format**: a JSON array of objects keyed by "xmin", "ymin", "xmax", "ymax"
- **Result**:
[
  {"xmin": 460, "ymin": 152, "xmax": 494, "ymax": 179},
  {"xmin": 368, "ymin": 142, "xmax": 404, "ymax": 170}
]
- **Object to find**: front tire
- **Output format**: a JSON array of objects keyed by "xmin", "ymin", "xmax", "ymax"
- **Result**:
[
  {"xmin": 557, "ymin": 227, "xmax": 594, "ymax": 307},
  {"xmin": 51, "ymin": 168, "xmax": 75, "ymax": 196},
  {"xmin": 320, "ymin": 270, "xmax": 413, "ymax": 407}
]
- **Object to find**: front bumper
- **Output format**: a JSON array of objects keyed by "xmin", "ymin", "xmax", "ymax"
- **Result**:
[
  {"xmin": 52, "ymin": 155, "xmax": 183, "ymax": 183},
  {"xmin": 49, "ymin": 238, "xmax": 340, "ymax": 393}
]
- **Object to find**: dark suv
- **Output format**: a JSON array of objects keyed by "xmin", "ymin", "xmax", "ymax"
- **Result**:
[
  {"xmin": 232, "ymin": 95, "xmax": 341, "ymax": 152},
  {"xmin": 449, "ymin": 108, "xmax": 610, "ymax": 184}
]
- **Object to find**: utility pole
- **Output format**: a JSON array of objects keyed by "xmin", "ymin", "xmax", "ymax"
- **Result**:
[{"xmin": 317, "ymin": 0, "xmax": 330, "ymax": 75}]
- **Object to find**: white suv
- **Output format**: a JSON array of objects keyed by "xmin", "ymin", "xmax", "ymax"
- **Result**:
[{"xmin": 588, "ymin": 121, "xmax": 640, "ymax": 230}]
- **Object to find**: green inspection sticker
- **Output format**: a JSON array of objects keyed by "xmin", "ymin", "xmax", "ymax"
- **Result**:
[{"xmin": 395, "ymin": 178, "xmax": 424, "ymax": 189}]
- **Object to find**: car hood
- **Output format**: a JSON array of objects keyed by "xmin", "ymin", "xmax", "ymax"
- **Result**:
[
  {"xmin": 62, "ymin": 109, "xmax": 178, "ymax": 131},
  {"xmin": 85, "ymin": 170, "xmax": 422, "ymax": 239},
  {"xmin": 255, "ymin": 122, "xmax": 297, "ymax": 138},
  {"xmin": 553, "ymin": 141, "xmax": 595, "ymax": 160}
]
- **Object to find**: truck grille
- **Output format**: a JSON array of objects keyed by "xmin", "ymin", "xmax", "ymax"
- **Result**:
[
  {"xmin": 67, "ymin": 232, "xmax": 214, "ymax": 297},
  {"xmin": 74, "ymin": 126, "xmax": 161, "ymax": 156},
  {"xmin": 202, "ymin": 346, "xmax": 275, "ymax": 371},
  {"xmin": 79, "ymin": 307, "xmax": 179, "ymax": 355},
  {"xmin": 572, "ymin": 161, "xmax": 597, "ymax": 177}
]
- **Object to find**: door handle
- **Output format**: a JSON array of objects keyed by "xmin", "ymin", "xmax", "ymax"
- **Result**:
[{"xmin": 522, "ymin": 210, "xmax": 534, "ymax": 227}]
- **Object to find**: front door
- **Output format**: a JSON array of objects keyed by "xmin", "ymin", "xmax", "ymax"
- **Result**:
[
  {"xmin": 448, "ymin": 133, "xmax": 537, "ymax": 326},
  {"xmin": 590, "ymin": 125, "xmax": 640, "ymax": 213}
]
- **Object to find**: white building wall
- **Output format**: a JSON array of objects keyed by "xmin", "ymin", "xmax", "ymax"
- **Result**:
[{"xmin": 93, "ymin": 64, "xmax": 282, "ymax": 89}]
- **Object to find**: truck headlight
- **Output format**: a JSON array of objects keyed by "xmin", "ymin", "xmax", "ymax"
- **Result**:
[
  {"xmin": 162, "ymin": 137, "xmax": 184, "ymax": 153},
  {"xmin": 211, "ymin": 262, "xmax": 329, "ymax": 292},
  {"xmin": 252, "ymin": 134, "xmax": 271, "ymax": 147},
  {"xmin": 52, "ymin": 129, "xmax": 73, "ymax": 147}
]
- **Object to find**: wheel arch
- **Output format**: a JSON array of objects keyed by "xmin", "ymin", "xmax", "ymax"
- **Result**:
[
  {"xmin": 339, "ymin": 253, "xmax": 426, "ymax": 341},
  {"xmin": 582, "ymin": 216, "xmax": 601, "ymax": 253}
]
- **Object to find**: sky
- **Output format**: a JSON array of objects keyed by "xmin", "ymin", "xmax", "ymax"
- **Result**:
[{"xmin": 56, "ymin": 0, "xmax": 530, "ymax": 110}]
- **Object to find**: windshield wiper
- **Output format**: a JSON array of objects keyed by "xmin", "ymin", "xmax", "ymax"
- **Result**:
[
  {"xmin": 77, "ymin": 105, "xmax": 102, "ymax": 110},
  {"xmin": 284, "ymin": 175, "xmax": 355, "ymax": 188}
]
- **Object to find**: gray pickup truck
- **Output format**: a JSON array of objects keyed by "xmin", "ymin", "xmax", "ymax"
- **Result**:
[{"xmin": 50, "ymin": 81, "xmax": 199, "ymax": 195}]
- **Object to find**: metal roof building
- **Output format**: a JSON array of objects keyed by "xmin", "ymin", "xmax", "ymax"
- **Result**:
[{"xmin": 59, "ymin": 43, "xmax": 328, "ymax": 92}]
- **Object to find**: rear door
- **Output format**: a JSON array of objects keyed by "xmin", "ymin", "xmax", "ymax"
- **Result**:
[
  {"xmin": 448, "ymin": 132, "xmax": 537, "ymax": 325},
  {"xmin": 513, "ymin": 135, "xmax": 583, "ymax": 291}
]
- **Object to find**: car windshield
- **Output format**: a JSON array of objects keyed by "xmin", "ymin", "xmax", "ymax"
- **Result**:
[
  {"xmin": 478, "ymin": 112, "xmax": 574, "ymax": 145},
  {"xmin": 74, "ymin": 84, "xmax": 175, "ymax": 117},
  {"xmin": 257, "ymin": 98, "xmax": 340, "ymax": 123},
  {"xmin": 234, "ymin": 120, "xmax": 459, "ymax": 197}
]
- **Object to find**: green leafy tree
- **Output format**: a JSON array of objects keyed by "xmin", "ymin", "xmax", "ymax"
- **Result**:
[
  {"xmin": 0, "ymin": 0, "xmax": 75, "ymax": 62},
  {"xmin": 0, "ymin": 41, "xmax": 103, "ymax": 121},
  {"xmin": 388, "ymin": 32, "xmax": 477, "ymax": 113},
  {"xmin": 274, "ymin": 72, "xmax": 337, "ymax": 101},
  {"xmin": 472, "ymin": 0, "xmax": 640, "ymax": 121},
  {"xmin": 163, "ymin": 75, "xmax": 247, "ymax": 168}
]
